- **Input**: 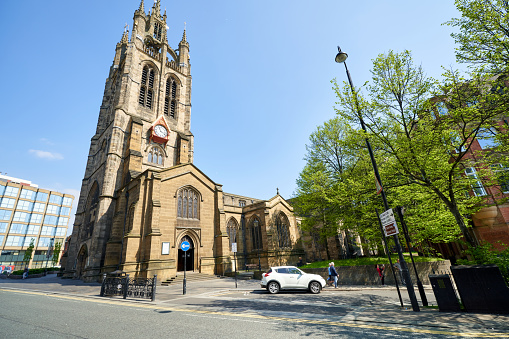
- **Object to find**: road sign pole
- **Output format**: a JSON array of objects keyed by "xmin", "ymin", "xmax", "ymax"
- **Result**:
[
  {"xmin": 183, "ymin": 252, "xmax": 186, "ymax": 295},
  {"xmin": 181, "ymin": 241, "xmax": 190, "ymax": 295}
]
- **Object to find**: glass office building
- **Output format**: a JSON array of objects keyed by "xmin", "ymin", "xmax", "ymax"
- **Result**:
[{"xmin": 0, "ymin": 175, "xmax": 74, "ymax": 270}]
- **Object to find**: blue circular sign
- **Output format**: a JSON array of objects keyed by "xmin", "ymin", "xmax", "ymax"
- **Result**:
[{"xmin": 180, "ymin": 241, "xmax": 190, "ymax": 252}]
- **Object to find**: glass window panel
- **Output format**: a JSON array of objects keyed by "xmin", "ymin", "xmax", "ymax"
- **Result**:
[
  {"xmin": 62, "ymin": 197, "xmax": 73, "ymax": 206},
  {"xmin": 0, "ymin": 222, "xmax": 7, "ymax": 233},
  {"xmin": 33, "ymin": 203, "xmax": 45, "ymax": 213},
  {"xmin": 9, "ymin": 223, "xmax": 27, "ymax": 234},
  {"xmin": 0, "ymin": 235, "xmax": 4, "ymax": 246},
  {"xmin": 23, "ymin": 237, "xmax": 36, "ymax": 247},
  {"xmin": 0, "ymin": 210, "xmax": 12, "ymax": 221},
  {"xmin": 46, "ymin": 205, "xmax": 59, "ymax": 214},
  {"xmin": 41, "ymin": 226, "xmax": 55, "ymax": 236},
  {"xmin": 60, "ymin": 207, "xmax": 70, "ymax": 216},
  {"xmin": 30, "ymin": 214, "xmax": 43, "ymax": 224},
  {"xmin": 43, "ymin": 215, "xmax": 57, "ymax": 225},
  {"xmin": 0, "ymin": 185, "xmax": 5, "ymax": 196},
  {"xmin": 36, "ymin": 192, "xmax": 48, "ymax": 202},
  {"xmin": 6, "ymin": 236, "xmax": 23, "ymax": 246},
  {"xmin": 26, "ymin": 225, "xmax": 40, "ymax": 235},
  {"xmin": 16, "ymin": 200, "xmax": 33, "ymax": 211},
  {"xmin": 57, "ymin": 217, "xmax": 69, "ymax": 226},
  {"xmin": 55, "ymin": 228, "xmax": 66, "ymax": 236},
  {"xmin": 0, "ymin": 198, "xmax": 15, "ymax": 209},
  {"xmin": 4, "ymin": 187, "xmax": 19, "ymax": 197},
  {"xmin": 38, "ymin": 237, "xmax": 52, "ymax": 247},
  {"xmin": 49, "ymin": 194, "xmax": 63, "ymax": 205},
  {"xmin": 19, "ymin": 189, "xmax": 36, "ymax": 200},
  {"xmin": 13, "ymin": 212, "xmax": 30, "ymax": 222}
]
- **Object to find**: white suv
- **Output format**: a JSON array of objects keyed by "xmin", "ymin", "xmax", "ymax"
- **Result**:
[{"xmin": 260, "ymin": 266, "xmax": 326, "ymax": 294}]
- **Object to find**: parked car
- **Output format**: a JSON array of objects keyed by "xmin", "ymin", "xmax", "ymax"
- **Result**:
[{"xmin": 260, "ymin": 266, "xmax": 326, "ymax": 294}]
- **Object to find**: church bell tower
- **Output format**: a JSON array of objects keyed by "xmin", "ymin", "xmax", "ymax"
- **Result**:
[{"xmin": 65, "ymin": 0, "xmax": 193, "ymax": 281}]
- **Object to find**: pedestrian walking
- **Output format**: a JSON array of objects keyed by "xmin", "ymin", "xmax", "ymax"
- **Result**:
[
  {"xmin": 327, "ymin": 262, "xmax": 333, "ymax": 286},
  {"xmin": 393, "ymin": 259, "xmax": 406, "ymax": 285},
  {"xmin": 329, "ymin": 262, "xmax": 338, "ymax": 288},
  {"xmin": 376, "ymin": 264, "xmax": 385, "ymax": 285}
]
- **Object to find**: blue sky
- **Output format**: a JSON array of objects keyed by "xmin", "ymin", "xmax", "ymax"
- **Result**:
[{"xmin": 0, "ymin": 1, "xmax": 461, "ymax": 234}]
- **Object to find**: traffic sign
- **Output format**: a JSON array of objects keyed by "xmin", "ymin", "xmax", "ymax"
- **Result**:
[
  {"xmin": 379, "ymin": 208, "xmax": 399, "ymax": 237},
  {"xmin": 180, "ymin": 241, "xmax": 190, "ymax": 251},
  {"xmin": 231, "ymin": 242, "xmax": 237, "ymax": 253}
]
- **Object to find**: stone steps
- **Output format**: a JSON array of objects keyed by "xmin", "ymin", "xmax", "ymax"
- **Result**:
[{"xmin": 160, "ymin": 272, "xmax": 225, "ymax": 286}]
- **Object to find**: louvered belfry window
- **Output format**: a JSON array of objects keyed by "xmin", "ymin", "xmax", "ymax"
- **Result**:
[
  {"xmin": 164, "ymin": 77, "xmax": 177, "ymax": 118},
  {"xmin": 139, "ymin": 66, "xmax": 155, "ymax": 109}
]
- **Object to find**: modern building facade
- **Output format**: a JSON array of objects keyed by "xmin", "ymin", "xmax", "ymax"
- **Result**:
[
  {"xmin": 64, "ymin": 0, "xmax": 303, "ymax": 282},
  {"xmin": 0, "ymin": 174, "xmax": 74, "ymax": 270}
]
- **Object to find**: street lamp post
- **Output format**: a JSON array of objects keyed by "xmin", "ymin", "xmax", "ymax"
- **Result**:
[{"xmin": 335, "ymin": 46, "xmax": 420, "ymax": 312}]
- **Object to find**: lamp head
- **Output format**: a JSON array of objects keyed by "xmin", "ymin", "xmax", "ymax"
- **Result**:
[{"xmin": 335, "ymin": 46, "xmax": 348, "ymax": 63}]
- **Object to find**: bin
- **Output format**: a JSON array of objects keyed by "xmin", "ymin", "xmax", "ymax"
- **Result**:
[{"xmin": 429, "ymin": 274, "xmax": 461, "ymax": 312}]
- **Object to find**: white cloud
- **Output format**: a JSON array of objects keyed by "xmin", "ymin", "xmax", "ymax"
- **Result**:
[{"xmin": 29, "ymin": 149, "xmax": 64, "ymax": 160}]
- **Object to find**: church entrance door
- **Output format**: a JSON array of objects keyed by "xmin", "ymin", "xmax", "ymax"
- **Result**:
[{"xmin": 178, "ymin": 236, "xmax": 194, "ymax": 272}]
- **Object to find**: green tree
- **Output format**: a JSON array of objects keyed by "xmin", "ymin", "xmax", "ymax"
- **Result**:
[
  {"xmin": 446, "ymin": 0, "xmax": 509, "ymax": 73},
  {"xmin": 23, "ymin": 239, "xmax": 35, "ymax": 268},
  {"xmin": 52, "ymin": 241, "xmax": 62, "ymax": 267},
  {"xmin": 335, "ymin": 50, "xmax": 504, "ymax": 247}
]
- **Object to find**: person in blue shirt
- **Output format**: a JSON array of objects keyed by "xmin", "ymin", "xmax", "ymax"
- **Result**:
[{"xmin": 328, "ymin": 262, "xmax": 338, "ymax": 288}]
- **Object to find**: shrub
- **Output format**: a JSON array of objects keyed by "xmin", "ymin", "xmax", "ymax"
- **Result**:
[{"xmin": 457, "ymin": 242, "xmax": 509, "ymax": 285}]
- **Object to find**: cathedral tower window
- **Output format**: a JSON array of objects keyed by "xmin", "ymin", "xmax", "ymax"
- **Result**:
[
  {"xmin": 139, "ymin": 66, "xmax": 155, "ymax": 109},
  {"xmin": 147, "ymin": 146, "xmax": 164, "ymax": 165},
  {"xmin": 276, "ymin": 213, "xmax": 291, "ymax": 248},
  {"xmin": 153, "ymin": 22, "xmax": 162, "ymax": 41},
  {"xmin": 164, "ymin": 77, "xmax": 178, "ymax": 118},
  {"xmin": 177, "ymin": 187, "xmax": 200, "ymax": 219}
]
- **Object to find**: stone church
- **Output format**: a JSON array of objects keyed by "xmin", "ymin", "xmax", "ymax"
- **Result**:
[{"xmin": 64, "ymin": 0, "xmax": 303, "ymax": 282}]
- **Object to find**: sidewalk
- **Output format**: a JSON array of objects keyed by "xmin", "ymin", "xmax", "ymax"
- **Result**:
[{"xmin": 1, "ymin": 275, "xmax": 508, "ymax": 335}]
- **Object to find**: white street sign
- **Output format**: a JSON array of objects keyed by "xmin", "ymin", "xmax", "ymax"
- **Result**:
[
  {"xmin": 232, "ymin": 242, "xmax": 237, "ymax": 253},
  {"xmin": 379, "ymin": 208, "xmax": 399, "ymax": 237}
]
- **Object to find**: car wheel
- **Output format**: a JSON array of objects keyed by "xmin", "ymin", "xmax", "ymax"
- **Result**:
[
  {"xmin": 309, "ymin": 281, "xmax": 321, "ymax": 294},
  {"xmin": 267, "ymin": 281, "xmax": 280, "ymax": 294}
]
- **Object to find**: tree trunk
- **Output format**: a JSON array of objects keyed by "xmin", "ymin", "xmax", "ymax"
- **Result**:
[{"xmin": 448, "ymin": 203, "xmax": 478, "ymax": 247}]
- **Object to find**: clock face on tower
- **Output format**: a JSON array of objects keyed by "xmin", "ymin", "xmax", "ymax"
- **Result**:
[{"xmin": 154, "ymin": 125, "xmax": 168, "ymax": 138}]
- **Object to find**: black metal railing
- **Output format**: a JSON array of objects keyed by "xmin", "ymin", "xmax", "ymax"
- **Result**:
[{"xmin": 101, "ymin": 273, "xmax": 157, "ymax": 301}]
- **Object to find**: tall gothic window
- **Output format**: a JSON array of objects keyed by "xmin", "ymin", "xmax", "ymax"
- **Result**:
[
  {"xmin": 147, "ymin": 146, "xmax": 164, "ymax": 166},
  {"xmin": 164, "ymin": 77, "xmax": 177, "ymax": 118},
  {"xmin": 139, "ymin": 66, "xmax": 155, "ymax": 109},
  {"xmin": 83, "ymin": 182, "xmax": 99, "ymax": 239},
  {"xmin": 226, "ymin": 218, "xmax": 238, "ymax": 251},
  {"xmin": 276, "ymin": 213, "xmax": 291, "ymax": 248},
  {"xmin": 177, "ymin": 187, "xmax": 199, "ymax": 219},
  {"xmin": 251, "ymin": 217, "xmax": 262, "ymax": 251}
]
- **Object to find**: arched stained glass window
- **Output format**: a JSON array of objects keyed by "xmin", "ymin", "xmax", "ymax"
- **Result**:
[
  {"xmin": 251, "ymin": 218, "xmax": 262, "ymax": 251},
  {"xmin": 276, "ymin": 213, "xmax": 291, "ymax": 248},
  {"xmin": 177, "ymin": 187, "xmax": 200, "ymax": 219},
  {"xmin": 226, "ymin": 218, "xmax": 238, "ymax": 251}
]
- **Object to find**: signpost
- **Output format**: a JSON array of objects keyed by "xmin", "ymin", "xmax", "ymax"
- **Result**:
[
  {"xmin": 379, "ymin": 209, "xmax": 399, "ymax": 237},
  {"xmin": 181, "ymin": 241, "xmax": 190, "ymax": 295},
  {"xmin": 232, "ymin": 242, "xmax": 237, "ymax": 288}
]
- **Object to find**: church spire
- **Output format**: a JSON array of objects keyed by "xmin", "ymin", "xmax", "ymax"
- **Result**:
[
  {"xmin": 138, "ymin": 0, "xmax": 144, "ymax": 13},
  {"xmin": 120, "ymin": 24, "xmax": 129, "ymax": 44},
  {"xmin": 152, "ymin": 0, "xmax": 161, "ymax": 16}
]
